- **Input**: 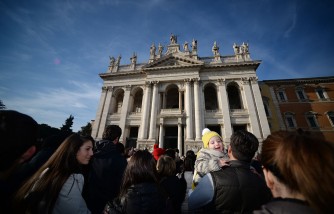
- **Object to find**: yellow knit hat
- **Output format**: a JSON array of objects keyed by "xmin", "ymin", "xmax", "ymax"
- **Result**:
[{"xmin": 202, "ymin": 128, "xmax": 222, "ymax": 148}]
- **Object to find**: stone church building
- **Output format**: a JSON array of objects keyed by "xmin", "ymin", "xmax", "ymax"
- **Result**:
[{"xmin": 91, "ymin": 35, "xmax": 270, "ymax": 154}]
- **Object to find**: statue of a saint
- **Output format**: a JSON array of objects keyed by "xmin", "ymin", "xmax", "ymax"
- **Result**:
[
  {"xmin": 116, "ymin": 55, "xmax": 121, "ymax": 66},
  {"xmin": 233, "ymin": 43, "xmax": 239, "ymax": 55},
  {"xmin": 212, "ymin": 41, "xmax": 219, "ymax": 56},
  {"xmin": 131, "ymin": 53, "xmax": 137, "ymax": 64},
  {"xmin": 242, "ymin": 42, "xmax": 249, "ymax": 54},
  {"xmin": 109, "ymin": 56, "xmax": 115, "ymax": 67},
  {"xmin": 150, "ymin": 43, "xmax": 156, "ymax": 56},
  {"xmin": 183, "ymin": 41, "xmax": 189, "ymax": 52},
  {"xmin": 191, "ymin": 39, "xmax": 197, "ymax": 51},
  {"xmin": 170, "ymin": 34, "xmax": 177, "ymax": 44},
  {"xmin": 158, "ymin": 43, "xmax": 164, "ymax": 55}
]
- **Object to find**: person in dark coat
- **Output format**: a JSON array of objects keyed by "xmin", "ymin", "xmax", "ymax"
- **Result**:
[
  {"xmin": 85, "ymin": 125, "xmax": 127, "ymax": 214},
  {"xmin": 105, "ymin": 150, "xmax": 166, "ymax": 214},
  {"xmin": 157, "ymin": 155, "xmax": 187, "ymax": 214},
  {"xmin": 0, "ymin": 110, "xmax": 39, "ymax": 213},
  {"xmin": 254, "ymin": 130, "xmax": 334, "ymax": 214},
  {"xmin": 188, "ymin": 130, "xmax": 272, "ymax": 213}
]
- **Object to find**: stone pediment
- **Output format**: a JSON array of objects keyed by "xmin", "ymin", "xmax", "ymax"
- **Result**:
[{"xmin": 143, "ymin": 54, "xmax": 203, "ymax": 70}]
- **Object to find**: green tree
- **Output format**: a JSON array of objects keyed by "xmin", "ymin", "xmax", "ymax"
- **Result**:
[
  {"xmin": 60, "ymin": 114, "xmax": 74, "ymax": 133},
  {"xmin": 0, "ymin": 100, "xmax": 6, "ymax": 109},
  {"xmin": 78, "ymin": 122, "xmax": 92, "ymax": 136}
]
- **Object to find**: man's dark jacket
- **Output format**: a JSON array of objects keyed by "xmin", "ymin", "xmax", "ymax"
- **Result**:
[
  {"xmin": 85, "ymin": 140, "xmax": 127, "ymax": 214},
  {"xmin": 209, "ymin": 160, "xmax": 272, "ymax": 213}
]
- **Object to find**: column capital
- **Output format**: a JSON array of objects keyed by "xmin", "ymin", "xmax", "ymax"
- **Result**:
[
  {"xmin": 107, "ymin": 86, "xmax": 113, "ymax": 92},
  {"xmin": 152, "ymin": 80, "xmax": 159, "ymax": 85},
  {"xmin": 241, "ymin": 77, "xmax": 250, "ymax": 85},
  {"xmin": 102, "ymin": 86, "xmax": 108, "ymax": 92},
  {"xmin": 249, "ymin": 76, "xmax": 258, "ymax": 84},
  {"xmin": 184, "ymin": 78, "xmax": 192, "ymax": 84},
  {"xmin": 217, "ymin": 78, "xmax": 226, "ymax": 85},
  {"xmin": 192, "ymin": 78, "xmax": 200, "ymax": 83}
]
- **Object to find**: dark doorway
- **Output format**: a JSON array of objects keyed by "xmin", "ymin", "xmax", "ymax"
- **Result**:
[
  {"xmin": 233, "ymin": 125, "xmax": 247, "ymax": 132},
  {"xmin": 207, "ymin": 125, "xmax": 221, "ymax": 136},
  {"xmin": 164, "ymin": 126, "xmax": 178, "ymax": 149},
  {"xmin": 126, "ymin": 127, "xmax": 138, "ymax": 148}
]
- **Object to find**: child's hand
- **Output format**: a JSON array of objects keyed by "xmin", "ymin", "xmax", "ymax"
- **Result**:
[{"xmin": 219, "ymin": 159, "xmax": 230, "ymax": 167}]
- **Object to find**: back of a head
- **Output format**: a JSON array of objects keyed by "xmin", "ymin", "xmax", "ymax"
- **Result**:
[
  {"xmin": 164, "ymin": 148, "xmax": 176, "ymax": 160},
  {"xmin": 230, "ymin": 130, "xmax": 259, "ymax": 162},
  {"xmin": 261, "ymin": 130, "xmax": 334, "ymax": 213},
  {"xmin": 157, "ymin": 155, "xmax": 176, "ymax": 177},
  {"xmin": 0, "ymin": 110, "xmax": 38, "ymax": 172},
  {"xmin": 125, "ymin": 150, "xmax": 157, "ymax": 184},
  {"xmin": 102, "ymin": 125, "xmax": 122, "ymax": 141}
]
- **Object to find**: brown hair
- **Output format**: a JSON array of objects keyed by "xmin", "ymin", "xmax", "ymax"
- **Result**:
[
  {"xmin": 14, "ymin": 134, "xmax": 94, "ymax": 212},
  {"xmin": 119, "ymin": 150, "xmax": 158, "ymax": 197},
  {"xmin": 261, "ymin": 130, "xmax": 334, "ymax": 213},
  {"xmin": 157, "ymin": 155, "xmax": 176, "ymax": 177}
]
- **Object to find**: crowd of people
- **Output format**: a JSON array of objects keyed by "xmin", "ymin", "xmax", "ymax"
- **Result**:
[{"xmin": 1, "ymin": 109, "xmax": 334, "ymax": 213}]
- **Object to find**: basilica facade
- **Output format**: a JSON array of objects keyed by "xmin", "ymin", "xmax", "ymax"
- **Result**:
[{"xmin": 91, "ymin": 35, "xmax": 270, "ymax": 154}]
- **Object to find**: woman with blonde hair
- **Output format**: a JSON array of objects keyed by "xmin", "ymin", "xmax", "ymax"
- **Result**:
[
  {"xmin": 14, "ymin": 134, "xmax": 94, "ymax": 213},
  {"xmin": 255, "ymin": 130, "xmax": 334, "ymax": 213}
]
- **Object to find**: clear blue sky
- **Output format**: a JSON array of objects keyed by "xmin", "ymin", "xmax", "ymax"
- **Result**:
[{"xmin": 1, "ymin": 0, "xmax": 333, "ymax": 132}]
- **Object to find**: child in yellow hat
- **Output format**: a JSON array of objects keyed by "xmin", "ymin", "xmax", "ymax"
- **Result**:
[{"xmin": 192, "ymin": 128, "xmax": 229, "ymax": 188}]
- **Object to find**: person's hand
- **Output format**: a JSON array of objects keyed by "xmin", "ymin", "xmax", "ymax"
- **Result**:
[{"xmin": 219, "ymin": 159, "xmax": 230, "ymax": 167}]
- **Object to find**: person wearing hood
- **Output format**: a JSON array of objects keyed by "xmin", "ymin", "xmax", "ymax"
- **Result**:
[{"xmin": 84, "ymin": 125, "xmax": 127, "ymax": 214}]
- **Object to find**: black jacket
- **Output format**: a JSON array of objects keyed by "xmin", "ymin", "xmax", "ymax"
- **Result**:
[
  {"xmin": 253, "ymin": 198, "xmax": 315, "ymax": 214},
  {"xmin": 85, "ymin": 140, "xmax": 127, "ymax": 214},
  {"xmin": 108, "ymin": 182, "xmax": 166, "ymax": 214},
  {"xmin": 160, "ymin": 175, "xmax": 187, "ymax": 214},
  {"xmin": 209, "ymin": 160, "xmax": 272, "ymax": 213}
]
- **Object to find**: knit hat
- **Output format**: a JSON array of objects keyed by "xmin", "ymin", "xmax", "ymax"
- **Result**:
[
  {"xmin": 202, "ymin": 128, "xmax": 222, "ymax": 148},
  {"xmin": 153, "ymin": 144, "xmax": 165, "ymax": 161}
]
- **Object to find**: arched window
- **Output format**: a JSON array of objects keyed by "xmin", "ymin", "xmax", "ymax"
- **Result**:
[
  {"xmin": 166, "ymin": 85, "xmax": 179, "ymax": 109},
  {"xmin": 204, "ymin": 84, "xmax": 218, "ymax": 110},
  {"xmin": 132, "ymin": 88, "xmax": 143, "ymax": 112},
  {"xmin": 115, "ymin": 90, "xmax": 124, "ymax": 113},
  {"xmin": 227, "ymin": 83, "xmax": 242, "ymax": 109}
]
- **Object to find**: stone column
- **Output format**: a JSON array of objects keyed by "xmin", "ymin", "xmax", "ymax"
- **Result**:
[
  {"xmin": 149, "ymin": 81, "xmax": 159, "ymax": 140},
  {"xmin": 194, "ymin": 78, "xmax": 202, "ymax": 140},
  {"xmin": 185, "ymin": 79, "xmax": 193, "ymax": 140},
  {"xmin": 139, "ymin": 82, "xmax": 152, "ymax": 139},
  {"xmin": 178, "ymin": 118, "xmax": 183, "ymax": 155},
  {"xmin": 92, "ymin": 86, "xmax": 108, "ymax": 139},
  {"xmin": 119, "ymin": 85, "xmax": 131, "ymax": 143},
  {"xmin": 218, "ymin": 79, "xmax": 232, "ymax": 142},
  {"xmin": 159, "ymin": 119, "xmax": 164, "ymax": 148},
  {"xmin": 179, "ymin": 90, "xmax": 183, "ymax": 111},
  {"xmin": 250, "ymin": 77, "xmax": 271, "ymax": 139},
  {"xmin": 241, "ymin": 78, "xmax": 261, "ymax": 138}
]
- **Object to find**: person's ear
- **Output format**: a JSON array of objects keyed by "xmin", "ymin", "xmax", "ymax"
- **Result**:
[
  {"xmin": 20, "ymin": 145, "xmax": 36, "ymax": 163},
  {"xmin": 263, "ymin": 168, "xmax": 275, "ymax": 190}
]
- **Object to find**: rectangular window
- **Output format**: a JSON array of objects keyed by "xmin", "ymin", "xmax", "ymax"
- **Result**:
[
  {"xmin": 316, "ymin": 89, "xmax": 325, "ymax": 99},
  {"xmin": 297, "ymin": 90, "xmax": 305, "ymax": 100},
  {"xmin": 307, "ymin": 116, "xmax": 318, "ymax": 128},
  {"xmin": 286, "ymin": 117, "xmax": 295, "ymax": 128},
  {"xmin": 328, "ymin": 115, "xmax": 334, "ymax": 125},
  {"xmin": 278, "ymin": 91, "xmax": 285, "ymax": 101}
]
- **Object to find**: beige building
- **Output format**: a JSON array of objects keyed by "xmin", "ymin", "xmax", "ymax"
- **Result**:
[{"xmin": 91, "ymin": 35, "xmax": 270, "ymax": 154}]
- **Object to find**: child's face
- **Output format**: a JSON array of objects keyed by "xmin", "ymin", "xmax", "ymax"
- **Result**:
[{"xmin": 208, "ymin": 136, "xmax": 224, "ymax": 151}]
